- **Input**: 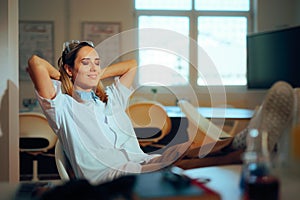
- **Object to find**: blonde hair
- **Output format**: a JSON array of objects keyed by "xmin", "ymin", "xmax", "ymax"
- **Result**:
[{"xmin": 58, "ymin": 41, "xmax": 108, "ymax": 103}]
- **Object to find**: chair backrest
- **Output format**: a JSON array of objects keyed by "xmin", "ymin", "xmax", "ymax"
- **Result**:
[
  {"xmin": 178, "ymin": 100, "xmax": 232, "ymax": 146},
  {"xmin": 55, "ymin": 140, "xmax": 75, "ymax": 181},
  {"xmin": 126, "ymin": 101, "xmax": 172, "ymax": 144},
  {"xmin": 19, "ymin": 112, "xmax": 57, "ymax": 152}
]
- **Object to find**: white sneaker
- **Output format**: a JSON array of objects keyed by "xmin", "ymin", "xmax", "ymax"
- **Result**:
[
  {"xmin": 232, "ymin": 81, "xmax": 294, "ymax": 152},
  {"xmin": 252, "ymin": 81, "xmax": 294, "ymax": 151}
]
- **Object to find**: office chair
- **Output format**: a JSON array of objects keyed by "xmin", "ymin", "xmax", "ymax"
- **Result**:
[
  {"xmin": 126, "ymin": 101, "xmax": 172, "ymax": 148},
  {"xmin": 55, "ymin": 140, "xmax": 75, "ymax": 181},
  {"xmin": 19, "ymin": 112, "xmax": 58, "ymax": 181}
]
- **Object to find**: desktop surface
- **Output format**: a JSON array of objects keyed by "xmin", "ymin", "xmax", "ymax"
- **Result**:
[{"xmin": 165, "ymin": 106, "xmax": 254, "ymax": 119}]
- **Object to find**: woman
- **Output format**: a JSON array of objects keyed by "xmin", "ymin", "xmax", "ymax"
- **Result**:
[
  {"xmin": 28, "ymin": 40, "xmax": 294, "ymax": 185},
  {"xmin": 27, "ymin": 40, "xmax": 187, "ymax": 184}
]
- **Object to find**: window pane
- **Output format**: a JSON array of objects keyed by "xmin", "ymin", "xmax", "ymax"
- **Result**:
[
  {"xmin": 138, "ymin": 16, "xmax": 189, "ymax": 86},
  {"xmin": 138, "ymin": 50, "xmax": 189, "ymax": 86},
  {"xmin": 135, "ymin": 0, "xmax": 192, "ymax": 10},
  {"xmin": 197, "ymin": 17, "xmax": 247, "ymax": 86},
  {"xmin": 138, "ymin": 16, "xmax": 189, "ymax": 35},
  {"xmin": 195, "ymin": 0, "xmax": 249, "ymax": 11}
]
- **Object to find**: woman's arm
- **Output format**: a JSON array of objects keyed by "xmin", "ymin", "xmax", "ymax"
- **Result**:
[
  {"xmin": 27, "ymin": 55, "xmax": 61, "ymax": 99},
  {"xmin": 100, "ymin": 59, "xmax": 137, "ymax": 89}
]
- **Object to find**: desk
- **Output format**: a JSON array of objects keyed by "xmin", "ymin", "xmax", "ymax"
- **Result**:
[
  {"xmin": 184, "ymin": 164, "xmax": 300, "ymax": 200},
  {"xmin": 165, "ymin": 106, "xmax": 254, "ymax": 120},
  {"xmin": 1, "ymin": 165, "xmax": 300, "ymax": 200},
  {"xmin": 184, "ymin": 165, "xmax": 243, "ymax": 200}
]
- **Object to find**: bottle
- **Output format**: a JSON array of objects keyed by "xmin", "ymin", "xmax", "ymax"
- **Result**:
[
  {"xmin": 240, "ymin": 129, "xmax": 280, "ymax": 200},
  {"xmin": 291, "ymin": 88, "xmax": 300, "ymax": 164}
]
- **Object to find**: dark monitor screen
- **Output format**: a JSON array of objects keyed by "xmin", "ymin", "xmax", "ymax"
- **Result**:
[{"xmin": 247, "ymin": 26, "xmax": 300, "ymax": 89}]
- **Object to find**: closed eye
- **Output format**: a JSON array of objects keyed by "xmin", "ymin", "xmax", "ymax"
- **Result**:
[
  {"xmin": 94, "ymin": 58, "xmax": 100, "ymax": 66},
  {"xmin": 81, "ymin": 58, "xmax": 100, "ymax": 66},
  {"xmin": 81, "ymin": 58, "xmax": 90, "ymax": 65}
]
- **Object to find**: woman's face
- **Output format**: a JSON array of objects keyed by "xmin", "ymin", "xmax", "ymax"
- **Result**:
[{"xmin": 70, "ymin": 46, "xmax": 101, "ymax": 91}]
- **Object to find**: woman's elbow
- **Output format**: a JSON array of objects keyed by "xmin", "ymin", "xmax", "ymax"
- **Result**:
[
  {"xmin": 27, "ymin": 55, "xmax": 40, "ymax": 69},
  {"xmin": 28, "ymin": 54, "xmax": 37, "ymax": 63}
]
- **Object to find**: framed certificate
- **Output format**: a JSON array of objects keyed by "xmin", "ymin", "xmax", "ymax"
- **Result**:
[{"xmin": 19, "ymin": 21, "xmax": 54, "ymax": 80}]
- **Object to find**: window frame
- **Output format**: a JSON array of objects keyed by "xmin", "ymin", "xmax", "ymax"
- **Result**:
[{"xmin": 134, "ymin": 0, "xmax": 254, "ymax": 95}]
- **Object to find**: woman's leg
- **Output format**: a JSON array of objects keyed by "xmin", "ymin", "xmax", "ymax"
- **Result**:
[
  {"xmin": 231, "ymin": 81, "xmax": 294, "ymax": 152},
  {"xmin": 142, "ymin": 81, "xmax": 294, "ymax": 170}
]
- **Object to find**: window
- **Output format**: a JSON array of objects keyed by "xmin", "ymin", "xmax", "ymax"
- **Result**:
[
  {"xmin": 135, "ymin": 0, "xmax": 252, "ymax": 87},
  {"xmin": 138, "ymin": 16, "xmax": 189, "ymax": 86},
  {"xmin": 197, "ymin": 16, "xmax": 247, "ymax": 85}
]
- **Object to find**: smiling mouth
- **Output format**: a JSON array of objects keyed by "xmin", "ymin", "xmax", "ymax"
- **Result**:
[{"xmin": 88, "ymin": 75, "xmax": 98, "ymax": 79}]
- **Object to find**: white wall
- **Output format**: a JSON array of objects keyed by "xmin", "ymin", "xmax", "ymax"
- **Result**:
[
  {"xmin": 296, "ymin": 0, "xmax": 300, "ymax": 23},
  {"xmin": 0, "ymin": 0, "xmax": 19, "ymax": 182},
  {"xmin": 255, "ymin": 0, "xmax": 300, "ymax": 32},
  {"xmin": 19, "ymin": 0, "xmax": 300, "ymax": 110}
]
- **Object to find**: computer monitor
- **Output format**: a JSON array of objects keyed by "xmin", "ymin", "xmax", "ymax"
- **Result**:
[{"xmin": 247, "ymin": 26, "xmax": 300, "ymax": 89}]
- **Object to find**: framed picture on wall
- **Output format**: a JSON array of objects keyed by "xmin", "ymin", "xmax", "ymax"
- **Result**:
[
  {"xmin": 19, "ymin": 21, "xmax": 54, "ymax": 81},
  {"xmin": 82, "ymin": 22, "xmax": 121, "ymax": 65}
]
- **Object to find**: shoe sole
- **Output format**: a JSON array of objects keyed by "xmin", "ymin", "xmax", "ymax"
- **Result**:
[{"xmin": 259, "ymin": 81, "xmax": 294, "ymax": 151}]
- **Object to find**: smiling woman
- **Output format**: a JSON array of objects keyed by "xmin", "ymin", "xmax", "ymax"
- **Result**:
[{"xmin": 26, "ymin": 40, "xmax": 145, "ymax": 184}]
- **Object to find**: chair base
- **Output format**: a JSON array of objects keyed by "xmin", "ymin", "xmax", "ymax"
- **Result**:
[{"xmin": 32, "ymin": 160, "xmax": 39, "ymax": 181}]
